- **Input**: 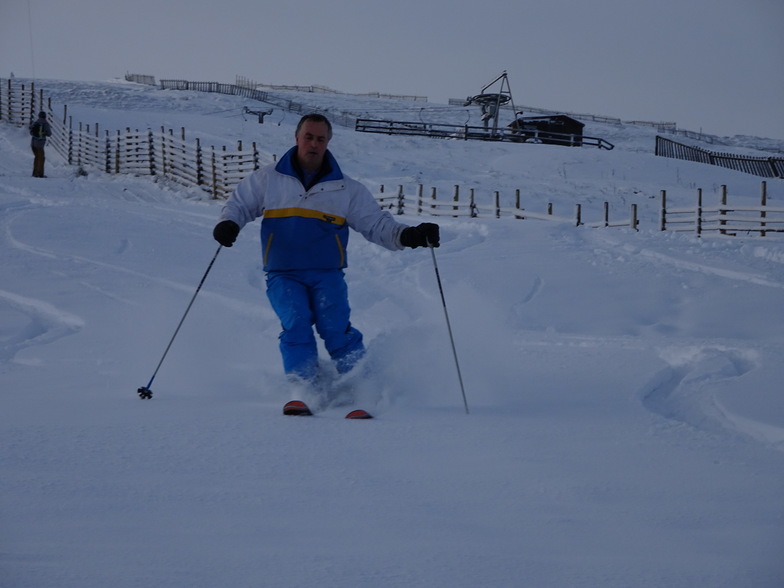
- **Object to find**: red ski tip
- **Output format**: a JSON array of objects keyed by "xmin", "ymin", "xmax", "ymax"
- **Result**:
[
  {"xmin": 283, "ymin": 400, "xmax": 313, "ymax": 416},
  {"xmin": 345, "ymin": 409, "xmax": 373, "ymax": 420}
]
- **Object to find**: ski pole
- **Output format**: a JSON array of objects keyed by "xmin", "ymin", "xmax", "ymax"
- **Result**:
[
  {"xmin": 429, "ymin": 243, "xmax": 469, "ymax": 414},
  {"xmin": 137, "ymin": 245, "xmax": 222, "ymax": 399}
]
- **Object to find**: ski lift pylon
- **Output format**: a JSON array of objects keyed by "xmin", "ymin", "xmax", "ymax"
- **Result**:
[{"xmin": 462, "ymin": 71, "xmax": 516, "ymax": 133}]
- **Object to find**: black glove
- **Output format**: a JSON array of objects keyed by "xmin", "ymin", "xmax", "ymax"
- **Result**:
[
  {"xmin": 213, "ymin": 220, "xmax": 240, "ymax": 247},
  {"xmin": 400, "ymin": 222, "xmax": 440, "ymax": 249}
]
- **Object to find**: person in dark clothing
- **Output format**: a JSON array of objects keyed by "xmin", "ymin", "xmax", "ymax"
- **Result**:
[{"xmin": 29, "ymin": 111, "xmax": 52, "ymax": 177}]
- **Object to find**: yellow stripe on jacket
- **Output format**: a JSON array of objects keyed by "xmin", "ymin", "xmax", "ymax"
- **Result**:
[{"xmin": 263, "ymin": 207, "xmax": 346, "ymax": 226}]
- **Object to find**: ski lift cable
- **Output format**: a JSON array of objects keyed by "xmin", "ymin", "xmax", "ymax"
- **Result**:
[{"xmin": 27, "ymin": 0, "xmax": 36, "ymax": 79}]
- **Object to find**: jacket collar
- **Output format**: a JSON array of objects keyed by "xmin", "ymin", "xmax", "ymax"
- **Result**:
[{"xmin": 275, "ymin": 146, "xmax": 344, "ymax": 189}]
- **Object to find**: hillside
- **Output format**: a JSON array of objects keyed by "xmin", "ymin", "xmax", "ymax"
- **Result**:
[{"xmin": 1, "ymin": 78, "xmax": 783, "ymax": 587}]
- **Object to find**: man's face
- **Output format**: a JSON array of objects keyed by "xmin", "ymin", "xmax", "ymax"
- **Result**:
[{"xmin": 295, "ymin": 120, "xmax": 331, "ymax": 171}]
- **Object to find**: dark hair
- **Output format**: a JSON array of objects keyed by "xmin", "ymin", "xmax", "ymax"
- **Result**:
[
  {"xmin": 38, "ymin": 111, "xmax": 47, "ymax": 119},
  {"xmin": 295, "ymin": 113, "xmax": 332, "ymax": 139}
]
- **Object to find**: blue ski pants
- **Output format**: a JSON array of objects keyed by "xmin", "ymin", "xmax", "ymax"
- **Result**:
[{"xmin": 265, "ymin": 269, "xmax": 364, "ymax": 380}]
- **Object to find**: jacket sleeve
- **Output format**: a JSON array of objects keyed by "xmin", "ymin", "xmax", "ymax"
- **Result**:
[
  {"xmin": 345, "ymin": 180, "xmax": 406, "ymax": 251},
  {"xmin": 218, "ymin": 168, "xmax": 267, "ymax": 229}
]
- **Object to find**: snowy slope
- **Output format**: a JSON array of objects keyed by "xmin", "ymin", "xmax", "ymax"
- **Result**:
[{"xmin": 1, "ymin": 79, "xmax": 783, "ymax": 587}]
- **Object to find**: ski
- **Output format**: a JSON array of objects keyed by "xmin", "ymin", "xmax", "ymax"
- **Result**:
[
  {"xmin": 282, "ymin": 400, "xmax": 313, "ymax": 416},
  {"xmin": 282, "ymin": 400, "xmax": 373, "ymax": 419},
  {"xmin": 345, "ymin": 409, "xmax": 373, "ymax": 419}
]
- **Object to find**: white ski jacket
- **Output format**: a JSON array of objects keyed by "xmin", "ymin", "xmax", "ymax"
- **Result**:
[{"xmin": 219, "ymin": 146, "xmax": 406, "ymax": 271}]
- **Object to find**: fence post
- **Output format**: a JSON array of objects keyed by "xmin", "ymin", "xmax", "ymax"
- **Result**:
[
  {"xmin": 115, "ymin": 130, "xmax": 120, "ymax": 174},
  {"xmin": 195, "ymin": 138, "xmax": 203, "ymax": 186},
  {"xmin": 575, "ymin": 203, "xmax": 582, "ymax": 226},
  {"xmin": 470, "ymin": 189, "xmax": 477, "ymax": 218},
  {"xmin": 76, "ymin": 122, "xmax": 83, "ymax": 167},
  {"xmin": 696, "ymin": 188, "xmax": 703, "ymax": 237},
  {"xmin": 515, "ymin": 188, "xmax": 525, "ymax": 219},
  {"xmin": 67, "ymin": 113, "xmax": 73, "ymax": 166},
  {"xmin": 495, "ymin": 191, "xmax": 501, "ymax": 218},
  {"xmin": 631, "ymin": 204, "xmax": 638, "ymax": 230},
  {"xmin": 719, "ymin": 185, "xmax": 727, "ymax": 235},
  {"xmin": 211, "ymin": 147, "xmax": 218, "ymax": 198},
  {"xmin": 28, "ymin": 82, "xmax": 34, "ymax": 121},
  {"xmin": 148, "ymin": 130, "xmax": 155, "ymax": 176},
  {"xmin": 220, "ymin": 145, "xmax": 228, "ymax": 198},
  {"xmin": 2, "ymin": 79, "xmax": 8, "ymax": 122},
  {"xmin": 453, "ymin": 185, "xmax": 459, "ymax": 217},
  {"xmin": 159, "ymin": 127, "xmax": 167, "ymax": 177},
  {"xmin": 660, "ymin": 190, "xmax": 667, "ymax": 231},
  {"xmin": 16, "ymin": 82, "xmax": 23, "ymax": 124},
  {"xmin": 103, "ymin": 129, "xmax": 111, "ymax": 173},
  {"xmin": 397, "ymin": 185, "xmax": 404, "ymax": 215},
  {"xmin": 417, "ymin": 184, "xmax": 423, "ymax": 215},
  {"xmin": 760, "ymin": 181, "xmax": 767, "ymax": 237},
  {"xmin": 603, "ymin": 201, "xmax": 609, "ymax": 227},
  {"xmin": 431, "ymin": 187, "xmax": 437, "ymax": 214}
]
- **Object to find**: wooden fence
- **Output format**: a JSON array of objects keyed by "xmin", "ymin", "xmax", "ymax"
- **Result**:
[
  {"xmin": 235, "ymin": 75, "xmax": 428, "ymax": 102},
  {"xmin": 0, "ymin": 79, "xmax": 639, "ymax": 231},
  {"xmin": 656, "ymin": 135, "xmax": 784, "ymax": 179},
  {"xmin": 21, "ymin": 78, "xmax": 772, "ymax": 237},
  {"xmin": 125, "ymin": 73, "xmax": 156, "ymax": 86},
  {"xmin": 374, "ymin": 184, "xmax": 638, "ymax": 229},
  {"xmin": 355, "ymin": 118, "xmax": 615, "ymax": 150},
  {"xmin": 1, "ymin": 78, "xmax": 40, "ymax": 123},
  {"xmin": 660, "ymin": 182, "xmax": 783, "ymax": 237},
  {"xmin": 159, "ymin": 78, "xmax": 359, "ymax": 129},
  {"xmin": 159, "ymin": 79, "xmax": 271, "ymax": 103},
  {"xmin": 1, "ymin": 80, "xmax": 266, "ymax": 197}
]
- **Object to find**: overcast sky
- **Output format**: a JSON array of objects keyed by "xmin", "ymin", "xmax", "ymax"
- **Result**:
[{"xmin": 1, "ymin": 0, "xmax": 782, "ymax": 140}]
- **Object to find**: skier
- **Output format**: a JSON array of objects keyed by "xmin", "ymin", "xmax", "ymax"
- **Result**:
[
  {"xmin": 213, "ymin": 113, "xmax": 439, "ymax": 404},
  {"xmin": 29, "ymin": 111, "xmax": 52, "ymax": 178}
]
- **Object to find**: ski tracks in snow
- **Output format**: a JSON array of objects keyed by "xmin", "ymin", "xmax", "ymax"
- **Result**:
[
  {"xmin": 512, "ymin": 227, "xmax": 784, "ymax": 452},
  {"xmin": 591, "ymin": 230, "xmax": 784, "ymax": 290},
  {"xmin": 578, "ymin": 230, "xmax": 784, "ymax": 449},
  {"xmin": 1, "ymin": 193, "xmax": 268, "ymax": 320},
  {"xmin": 641, "ymin": 343, "xmax": 784, "ymax": 451},
  {"xmin": 0, "ymin": 289, "xmax": 85, "ymax": 364}
]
